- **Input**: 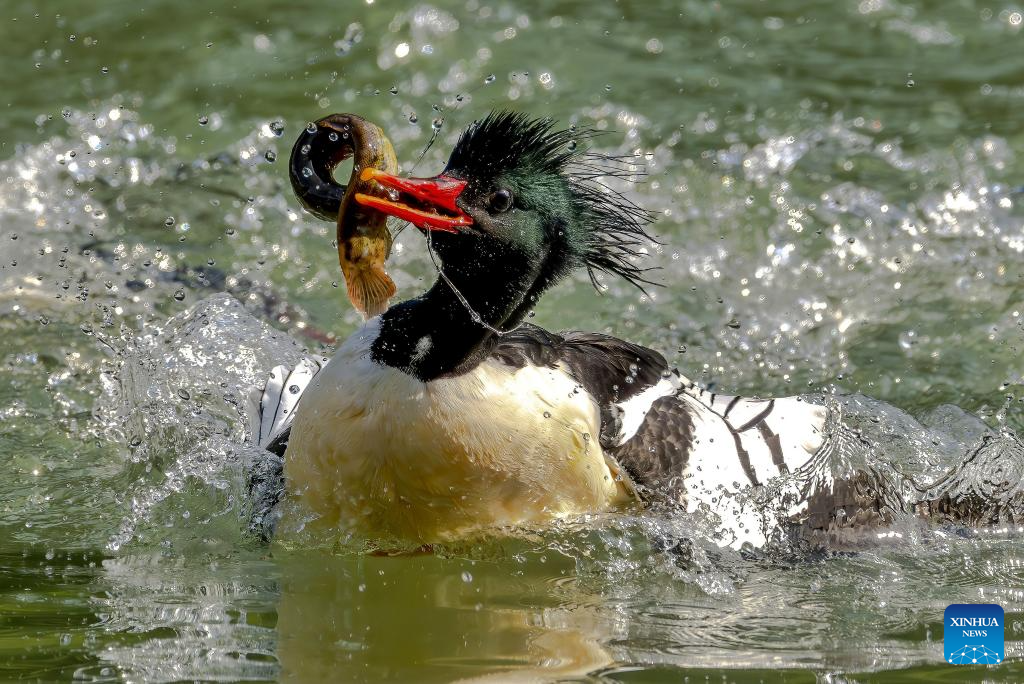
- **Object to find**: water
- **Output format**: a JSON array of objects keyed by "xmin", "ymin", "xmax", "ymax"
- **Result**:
[{"xmin": 3, "ymin": 0, "xmax": 1024, "ymax": 680}]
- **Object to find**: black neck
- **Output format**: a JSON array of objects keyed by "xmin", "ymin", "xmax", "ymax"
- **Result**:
[{"xmin": 371, "ymin": 250, "xmax": 540, "ymax": 381}]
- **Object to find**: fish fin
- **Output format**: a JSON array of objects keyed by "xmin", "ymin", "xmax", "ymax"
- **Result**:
[{"xmin": 345, "ymin": 265, "xmax": 397, "ymax": 319}]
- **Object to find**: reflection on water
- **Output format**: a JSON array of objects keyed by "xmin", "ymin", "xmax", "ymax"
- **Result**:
[{"xmin": 3, "ymin": 0, "xmax": 1024, "ymax": 680}]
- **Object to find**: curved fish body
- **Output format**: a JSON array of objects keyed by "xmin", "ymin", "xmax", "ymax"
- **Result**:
[{"xmin": 289, "ymin": 114, "xmax": 399, "ymax": 318}]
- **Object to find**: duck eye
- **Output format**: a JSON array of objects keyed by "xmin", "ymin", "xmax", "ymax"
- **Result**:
[{"xmin": 487, "ymin": 189, "xmax": 513, "ymax": 213}]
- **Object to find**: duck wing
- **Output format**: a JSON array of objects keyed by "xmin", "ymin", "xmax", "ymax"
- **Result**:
[{"xmin": 491, "ymin": 324, "xmax": 832, "ymax": 547}]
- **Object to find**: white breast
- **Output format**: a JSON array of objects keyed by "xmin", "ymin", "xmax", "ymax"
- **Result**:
[{"xmin": 281, "ymin": 320, "xmax": 634, "ymax": 545}]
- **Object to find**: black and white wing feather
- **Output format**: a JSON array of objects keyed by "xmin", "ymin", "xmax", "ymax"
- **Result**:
[{"xmin": 248, "ymin": 357, "xmax": 324, "ymax": 455}]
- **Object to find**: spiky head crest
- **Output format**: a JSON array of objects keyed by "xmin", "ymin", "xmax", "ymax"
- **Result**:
[{"xmin": 445, "ymin": 111, "xmax": 659, "ymax": 291}]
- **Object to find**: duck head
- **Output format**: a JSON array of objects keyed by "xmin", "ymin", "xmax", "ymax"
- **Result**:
[{"xmin": 360, "ymin": 111, "xmax": 655, "ymax": 322}]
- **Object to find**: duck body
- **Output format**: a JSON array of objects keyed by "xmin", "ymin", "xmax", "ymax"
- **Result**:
[{"xmin": 274, "ymin": 313, "xmax": 833, "ymax": 549}]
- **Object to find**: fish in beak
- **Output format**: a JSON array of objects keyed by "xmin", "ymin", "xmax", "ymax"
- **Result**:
[{"xmin": 354, "ymin": 168, "xmax": 473, "ymax": 233}]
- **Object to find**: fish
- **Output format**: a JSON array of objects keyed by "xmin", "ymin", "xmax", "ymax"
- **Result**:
[{"xmin": 289, "ymin": 113, "xmax": 399, "ymax": 319}]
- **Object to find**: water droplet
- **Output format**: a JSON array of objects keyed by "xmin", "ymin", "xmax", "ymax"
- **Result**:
[
  {"xmin": 269, "ymin": 121, "xmax": 285, "ymax": 136},
  {"xmin": 288, "ymin": 384, "xmax": 300, "ymax": 394},
  {"xmin": 177, "ymin": 388, "xmax": 191, "ymax": 400},
  {"xmin": 302, "ymin": 166, "xmax": 313, "ymax": 178},
  {"xmin": 198, "ymin": 115, "xmax": 209, "ymax": 126},
  {"xmin": 567, "ymin": 140, "xmax": 577, "ymax": 151},
  {"xmin": 173, "ymin": 289, "xmax": 186, "ymax": 301},
  {"xmin": 432, "ymin": 118, "xmax": 443, "ymax": 132},
  {"xmin": 264, "ymin": 150, "xmax": 277, "ymax": 162},
  {"xmin": 484, "ymin": 74, "xmax": 496, "ymax": 84},
  {"xmin": 306, "ymin": 122, "xmax": 317, "ymax": 134},
  {"xmin": 328, "ymin": 131, "xmax": 339, "ymax": 142}
]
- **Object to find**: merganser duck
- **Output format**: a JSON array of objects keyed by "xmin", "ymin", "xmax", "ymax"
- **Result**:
[{"xmin": 256, "ymin": 111, "xmax": 1023, "ymax": 550}]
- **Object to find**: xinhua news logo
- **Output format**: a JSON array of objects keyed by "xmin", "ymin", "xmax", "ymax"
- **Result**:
[{"xmin": 944, "ymin": 603, "xmax": 1004, "ymax": 665}]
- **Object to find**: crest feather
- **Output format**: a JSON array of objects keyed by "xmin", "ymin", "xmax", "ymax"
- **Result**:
[{"xmin": 447, "ymin": 111, "xmax": 660, "ymax": 292}]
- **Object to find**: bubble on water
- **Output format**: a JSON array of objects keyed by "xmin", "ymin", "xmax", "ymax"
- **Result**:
[
  {"xmin": 408, "ymin": 113, "xmax": 418, "ymax": 124},
  {"xmin": 389, "ymin": 86, "xmax": 398, "ymax": 95},
  {"xmin": 543, "ymin": 411, "xmax": 551, "ymax": 418},
  {"xmin": 461, "ymin": 571, "xmax": 473, "ymax": 583},
  {"xmin": 173, "ymin": 289, "xmax": 186, "ymax": 302},
  {"xmin": 432, "ymin": 118, "xmax": 443, "ymax": 132},
  {"xmin": 164, "ymin": 216, "xmax": 175, "ymax": 227},
  {"xmin": 726, "ymin": 318, "xmax": 741, "ymax": 329},
  {"xmin": 484, "ymin": 74, "xmax": 496, "ymax": 84},
  {"xmin": 177, "ymin": 388, "xmax": 190, "ymax": 400},
  {"xmin": 198, "ymin": 115, "xmax": 209, "ymax": 126},
  {"xmin": 264, "ymin": 150, "xmax": 276, "ymax": 162},
  {"xmin": 100, "ymin": 66, "xmax": 109, "ymax": 74},
  {"xmin": 269, "ymin": 121, "xmax": 285, "ymax": 136}
]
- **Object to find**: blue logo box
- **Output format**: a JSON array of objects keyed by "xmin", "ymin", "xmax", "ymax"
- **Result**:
[{"xmin": 944, "ymin": 603, "xmax": 1004, "ymax": 665}]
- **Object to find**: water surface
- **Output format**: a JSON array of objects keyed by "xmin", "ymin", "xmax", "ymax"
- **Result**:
[{"xmin": 3, "ymin": 0, "xmax": 1024, "ymax": 680}]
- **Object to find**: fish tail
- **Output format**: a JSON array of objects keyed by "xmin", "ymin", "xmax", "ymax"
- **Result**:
[{"xmin": 344, "ymin": 264, "xmax": 397, "ymax": 319}]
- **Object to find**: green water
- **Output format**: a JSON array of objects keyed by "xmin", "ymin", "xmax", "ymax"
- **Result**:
[{"xmin": 3, "ymin": 0, "xmax": 1024, "ymax": 680}]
